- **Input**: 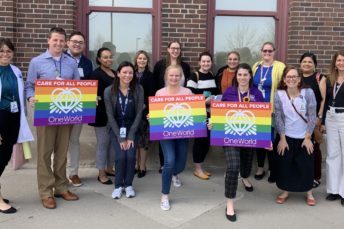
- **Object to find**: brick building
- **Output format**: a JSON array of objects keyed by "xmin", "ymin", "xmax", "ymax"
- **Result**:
[{"xmin": 0, "ymin": 0, "xmax": 343, "ymax": 74}]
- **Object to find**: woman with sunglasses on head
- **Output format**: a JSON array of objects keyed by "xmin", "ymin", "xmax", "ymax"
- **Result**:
[
  {"xmin": 215, "ymin": 51, "xmax": 240, "ymax": 94},
  {"xmin": 153, "ymin": 41, "xmax": 191, "ymax": 173},
  {"xmin": 274, "ymin": 66, "xmax": 316, "ymax": 206},
  {"xmin": 321, "ymin": 50, "xmax": 344, "ymax": 206},
  {"xmin": 89, "ymin": 47, "xmax": 116, "ymax": 185},
  {"xmin": 252, "ymin": 42, "xmax": 285, "ymax": 182},
  {"xmin": 133, "ymin": 50, "xmax": 155, "ymax": 178},
  {"xmin": 208, "ymin": 63, "xmax": 263, "ymax": 221},
  {"xmin": 0, "ymin": 38, "xmax": 33, "ymax": 214},
  {"xmin": 300, "ymin": 52, "xmax": 327, "ymax": 188}
]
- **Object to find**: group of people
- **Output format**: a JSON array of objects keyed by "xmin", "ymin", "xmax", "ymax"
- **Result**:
[{"xmin": 0, "ymin": 27, "xmax": 343, "ymax": 223}]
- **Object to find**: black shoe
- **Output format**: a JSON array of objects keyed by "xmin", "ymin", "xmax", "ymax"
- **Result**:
[
  {"xmin": 225, "ymin": 208, "xmax": 236, "ymax": 222},
  {"xmin": 268, "ymin": 176, "xmax": 276, "ymax": 183},
  {"xmin": 97, "ymin": 176, "xmax": 113, "ymax": 185},
  {"xmin": 326, "ymin": 194, "xmax": 340, "ymax": 201},
  {"xmin": 341, "ymin": 198, "xmax": 344, "ymax": 206},
  {"xmin": 242, "ymin": 180, "xmax": 253, "ymax": 192},
  {"xmin": 2, "ymin": 199, "xmax": 9, "ymax": 204},
  {"xmin": 254, "ymin": 171, "xmax": 265, "ymax": 180},
  {"xmin": 0, "ymin": 206, "xmax": 17, "ymax": 214},
  {"xmin": 134, "ymin": 169, "xmax": 138, "ymax": 174},
  {"xmin": 137, "ymin": 170, "xmax": 146, "ymax": 178}
]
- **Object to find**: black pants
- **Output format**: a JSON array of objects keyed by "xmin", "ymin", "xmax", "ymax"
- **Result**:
[
  {"xmin": 256, "ymin": 148, "xmax": 276, "ymax": 176},
  {"xmin": 0, "ymin": 110, "xmax": 20, "ymax": 176},
  {"xmin": 224, "ymin": 147, "xmax": 253, "ymax": 199},
  {"xmin": 192, "ymin": 130, "xmax": 210, "ymax": 163}
]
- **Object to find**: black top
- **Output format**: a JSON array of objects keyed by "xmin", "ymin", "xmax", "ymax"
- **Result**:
[
  {"xmin": 302, "ymin": 72, "xmax": 324, "ymax": 113},
  {"xmin": 137, "ymin": 69, "xmax": 155, "ymax": 116},
  {"xmin": 322, "ymin": 79, "xmax": 344, "ymax": 124},
  {"xmin": 89, "ymin": 67, "xmax": 115, "ymax": 127},
  {"xmin": 215, "ymin": 65, "xmax": 228, "ymax": 93},
  {"xmin": 152, "ymin": 58, "xmax": 191, "ymax": 93},
  {"xmin": 64, "ymin": 51, "xmax": 93, "ymax": 79}
]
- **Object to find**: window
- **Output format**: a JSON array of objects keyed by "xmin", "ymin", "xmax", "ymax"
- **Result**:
[
  {"xmin": 208, "ymin": 0, "xmax": 288, "ymax": 72},
  {"xmin": 76, "ymin": 0, "xmax": 160, "ymax": 69}
]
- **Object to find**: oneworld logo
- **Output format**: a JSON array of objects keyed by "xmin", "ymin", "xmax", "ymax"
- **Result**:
[
  {"xmin": 224, "ymin": 109, "xmax": 256, "ymax": 136},
  {"xmin": 50, "ymin": 88, "xmax": 83, "ymax": 114},
  {"xmin": 163, "ymin": 103, "xmax": 193, "ymax": 128}
]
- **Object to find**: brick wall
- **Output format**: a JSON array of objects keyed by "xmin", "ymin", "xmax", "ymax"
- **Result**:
[
  {"xmin": 288, "ymin": 0, "xmax": 344, "ymax": 74},
  {"xmin": 161, "ymin": 0, "xmax": 208, "ymax": 71},
  {"xmin": 0, "ymin": 0, "xmax": 76, "ymax": 75}
]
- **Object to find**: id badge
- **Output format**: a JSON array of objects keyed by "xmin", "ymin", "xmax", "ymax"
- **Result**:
[
  {"xmin": 78, "ymin": 68, "xmax": 84, "ymax": 78},
  {"xmin": 10, "ymin": 101, "xmax": 19, "ymax": 113},
  {"xmin": 120, "ymin": 127, "xmax": 127, "ymax": 138}
]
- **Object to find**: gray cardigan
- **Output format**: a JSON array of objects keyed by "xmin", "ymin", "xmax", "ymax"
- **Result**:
[{"xmin": 104, "ymin": 84, "xmax": 144, "ymax": 142}]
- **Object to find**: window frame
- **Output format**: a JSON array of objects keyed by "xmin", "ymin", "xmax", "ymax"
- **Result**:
[
  {"xmin": 207, "ymin": 0, "xmax": 289, "ymax": 62},
  {"xmin": 75, "ymin": 0, "xmax": 161, "ymax": 64}
]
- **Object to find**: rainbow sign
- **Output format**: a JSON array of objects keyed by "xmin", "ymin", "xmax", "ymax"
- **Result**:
[
  {"xmin": 34, "ymin": 80, "xmax": 98, "ymax": 126},
  {"xmin": 149, "ymin": 95, "xmax": 207, "ymax": 140},
  {"xmin": 210, "ymin": 102, "xmax": 272, "ymax": 148}
]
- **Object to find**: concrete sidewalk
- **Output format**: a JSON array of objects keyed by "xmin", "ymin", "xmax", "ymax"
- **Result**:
[{"xmin": 1, "ymin": 164, "xmax": 343, "ymax": 229}]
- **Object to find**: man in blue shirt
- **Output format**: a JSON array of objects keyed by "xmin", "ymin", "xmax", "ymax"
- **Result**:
[
  {"xmin": 65, "ymin": 31, "xmax": 93, "ymax": 187},
  {"xmin": 26, "ymin": 27, "xmax": 80, "ymax": 209}
]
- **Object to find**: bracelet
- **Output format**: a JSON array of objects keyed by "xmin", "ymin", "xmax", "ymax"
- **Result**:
[{"xmin": 318, "ymin": 115, "xmax": 323, "ymax": 119}]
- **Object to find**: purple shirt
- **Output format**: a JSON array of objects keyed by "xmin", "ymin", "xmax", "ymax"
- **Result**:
[{"xmin": 222, "ymin": 86, "xmax": 264, "ymax": 102}]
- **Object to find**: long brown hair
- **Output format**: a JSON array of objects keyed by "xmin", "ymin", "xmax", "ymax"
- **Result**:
[{"xmin": 328, "ymin": 50, "xmax": 344, "ymax": 86}]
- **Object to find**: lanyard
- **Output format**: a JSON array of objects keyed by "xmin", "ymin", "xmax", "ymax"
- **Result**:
[
  {"xmin": 237, "ymin": 88, "xmax": 250, "ymax": 102},
  {"xmin": 53, "ymin": 58, "xmax": 62, "ymax": 77},
  {"xmin": 333, "ymin": 82, "xmax": 343, "ymax": 102},
  {"xmin": 118, "ymin": 90, "xmax": 129, "ymax": 118},
  {"xmin": 259, "ymin": 65, "xmax": 271, "ymax": 84}
]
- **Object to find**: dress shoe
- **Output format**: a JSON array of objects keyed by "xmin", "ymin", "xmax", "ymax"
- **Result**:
[
  {"xmin": 204, "ymin": 170, "xmax": 212, "ymax": 176},
  {"xmin": 2, "ymin": 198, "xmax": 9, "ymax": 204},
  {"xmin": 54, "ymin": 190, "xmax": 79, "ymax": 201},
  {"xmin": 242, "ymin": 180, "xmax": 253, "ymax": 192},
  {"xmin": 254, "ymin": 171, "xmax": 266, "ymax": 180},
  {"xmin": 276, "ymin": 195, "xmax": 288, "ymax": 204},
  {"xmin": 326, "ymin": 194, "xmax": 340, "ymax": 201},
  {"xmin": 193, "ymin": 170, "xmax": 209, "ymax": 180},
  {"xmin": 225, "ymin": 208, "xmax": 236, "ymax": 222},
  {"xmin": 42, "ymin": 197, "xmax": 56, "ymax": 209},
  {"xmin": 306, "ymin": 197, "xmax": 316, "ymax": 206},
  {"xmin": 137, "ymin": 170, "xmax": 146, "ymax": 178},
  {"xmin": 69, "ymin": 175, "xmax": 83, "ymax": 187},
  {"xmin": 0, "ymin": 206, "xmax": 17, "ymax": 214},
  {"xmin": 341, "ymin": 197, "xmax": 344, "ymax": 206},
  {"xmin": 97, "ymin": 176, "xmax": 113, "ymax": 185}
]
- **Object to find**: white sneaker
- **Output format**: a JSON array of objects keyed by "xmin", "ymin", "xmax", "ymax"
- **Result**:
[
  {"xmin": 112, "ymin": 187, "xmax": 123, "ymax": 199},
  {"xmin": 125, "ymin": 186, "xmax": 136, "ymax": 198},
  {"xmin": 160, "ymin": 198, "xmax": 170, "ymax": 211},
  {"xmin": 172, "ymin": 175, "xmax": 182, "ymax": 187}
]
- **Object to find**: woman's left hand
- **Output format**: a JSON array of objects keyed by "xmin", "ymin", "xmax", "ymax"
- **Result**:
[
  {"xmin": 126, "ymin": 140, "xmax": 134, "ymax": 149},
  {"xmin": 301, "ymin": 138, "xmax": 314, "ymax": 154}
]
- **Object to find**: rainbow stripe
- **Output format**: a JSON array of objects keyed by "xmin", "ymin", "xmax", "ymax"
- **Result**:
[
  {"xmin": 149, "ymin": 95, "xmax": 207, "ymax": 140},
  {"xmin": 34, "ymin": 80, "xmax": 98, "ymax": 126},
  {"xmin": 210, "ymin": 101, "xmax": 272, "ymax": 148}
]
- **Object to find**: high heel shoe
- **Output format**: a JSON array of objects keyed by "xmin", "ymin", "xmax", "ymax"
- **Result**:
[{"xmin": 242, "ymin": 180, "xmax": 253, "ymax": 192}]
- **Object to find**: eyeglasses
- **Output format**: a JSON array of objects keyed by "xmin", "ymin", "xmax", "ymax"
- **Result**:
[
  {"xmin": 285, "ymin": 75, "xmax": 300, "ymax": 79},
  {"xmin": 262, "ymin": 49, "xmax": 274, "ymax": 53},
  {"xmin": 169, "ymin": 47, "xmax": 180, "ymax": 51},
  {"xmin": 70, "ymin": 40, "xmax": 84, "ymax": 45}
]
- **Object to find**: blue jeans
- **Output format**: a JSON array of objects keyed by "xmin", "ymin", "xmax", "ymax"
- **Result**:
[
  {"xmin": 160, "ymin": 139, "xmax": 189, "ymax": 194},
  {"xmin": 110, "ymin": 131, "xmax": 137, "ymax": 189}
]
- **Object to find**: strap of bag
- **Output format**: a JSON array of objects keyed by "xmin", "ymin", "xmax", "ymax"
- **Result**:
[{"xmin": 286, "ymin": 90, "xmax": 308, "ymax": 124}]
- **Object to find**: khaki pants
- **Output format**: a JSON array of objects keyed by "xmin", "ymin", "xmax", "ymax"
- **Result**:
[{"xmin": 37, "ymin": 125, "xmax": 72, "ymax": 199}]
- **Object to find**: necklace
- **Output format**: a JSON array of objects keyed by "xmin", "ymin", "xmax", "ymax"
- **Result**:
[{"xmin": 237, "ymin": 88, "xmax": 250, "ymax": 102}]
